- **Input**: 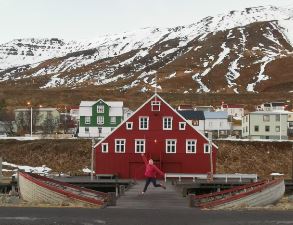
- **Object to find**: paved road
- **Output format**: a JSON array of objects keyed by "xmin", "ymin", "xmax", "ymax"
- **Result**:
[{"xmin": 1, "ymin": 207, "xmax": 293, "ymax": 225}]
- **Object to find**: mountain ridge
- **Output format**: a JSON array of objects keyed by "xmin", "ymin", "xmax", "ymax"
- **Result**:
[{"xmin": 0, "ymin": 5, "xmax": 293, "ymax": 93}]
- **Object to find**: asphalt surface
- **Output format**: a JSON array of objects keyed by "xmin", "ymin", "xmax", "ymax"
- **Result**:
[{"xmin": 1, "ymin": 207, "xmax": 293, "ymax": 225}]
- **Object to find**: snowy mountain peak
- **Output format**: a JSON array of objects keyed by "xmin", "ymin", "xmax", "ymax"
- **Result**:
[{"xmin": 0, "ymin": 5, "xmax": 293, "ymax": 94}]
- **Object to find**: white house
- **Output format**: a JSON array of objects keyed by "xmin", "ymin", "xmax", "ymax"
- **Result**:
[
  {"xmin": 221, "ymin": 103, "xmax": 244, "ymax": 118},
  {"xmin": 204, "ymin": 111, "xmax": 231, "ymax": 138},
  {"xmin": 242, "ymin": 111, "xmax": 288, "ymax": 140},
  {"xmin": 256, "ymin": 102, "xmax": 288, "ymax": 112},
  {"xmin": 78, "ymin": 100, "xmax": 125, "ymax": 138}
]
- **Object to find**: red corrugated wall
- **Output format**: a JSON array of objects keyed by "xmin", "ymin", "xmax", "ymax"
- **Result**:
[{"xmin": 95, "ymin": 95, "xmax": 217, "ymax": 179}]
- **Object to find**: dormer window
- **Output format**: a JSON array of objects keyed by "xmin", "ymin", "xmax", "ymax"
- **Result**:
[{"xmin": 151, "ymin": 101, "xmax": 161, "ymax": 111}]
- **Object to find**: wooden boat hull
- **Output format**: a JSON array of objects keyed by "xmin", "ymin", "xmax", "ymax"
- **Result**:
[
  {"xmin": 18, "ymin": 172, "xmax": 108, "ymax": 207},
  {"xmin": 214, "ymin": 179, "xmax": 285, "ymax": 209},
  {"xmin": 194, "ymin": 179, "xmax": 285, "ymax": 209}
]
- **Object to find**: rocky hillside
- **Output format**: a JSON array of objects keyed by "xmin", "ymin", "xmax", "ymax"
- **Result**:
[
  {"xmin": 0, "ymin": 139, "xmax": 292, "ymax": 179},
  {"xmin": 0, "ymin": 6, "xmax": 293, "ymax": 94}
]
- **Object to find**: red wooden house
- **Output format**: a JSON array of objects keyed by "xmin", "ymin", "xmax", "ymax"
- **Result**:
[{"xmin": 94, "ymin": 94, "xmax": 218, "ymax": 179}]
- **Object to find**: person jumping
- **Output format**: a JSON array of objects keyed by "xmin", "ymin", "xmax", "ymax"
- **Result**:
[{"xmin": 141, "ymin": 153, "xmax": 166, "ymax": 194}]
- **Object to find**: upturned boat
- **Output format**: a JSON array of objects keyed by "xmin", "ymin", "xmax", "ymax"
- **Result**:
[
  {"xmin": 191, "ymin": 179, "xmax": 285, "ymax": 209},
  {"xmin": 18, "ymin": 172, "xmax": 108, "ymax": 207}
]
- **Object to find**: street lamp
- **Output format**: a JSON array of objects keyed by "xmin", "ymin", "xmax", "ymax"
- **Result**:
[{"xmin": 27, "ymin": 101, "xmax": 32, "ymax": 137}]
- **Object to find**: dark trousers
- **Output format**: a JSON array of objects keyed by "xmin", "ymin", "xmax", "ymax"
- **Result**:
[{"xmin": 143, "ymin": 177, "xmax": 161, "ymax": 192}]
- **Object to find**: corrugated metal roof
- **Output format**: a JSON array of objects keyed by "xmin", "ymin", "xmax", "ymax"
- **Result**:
[
  {"xmin": 204, "ymin": 111, "xmax": 228, "ymax": 119},
  {"xmin": 109, "ymin": 107, "xmax": 123, "ymax": 117},
  {"xmin": 79, "ymin": 101, "xmax": 123, "ymax": 107},
  {"xmin": 106, "ymin": 101, "xmax": 123, "ymax": 107},
  {"xmin": 178, "ymin": 111, "xmax": 205, "ymax": 120},
  {"xmin": 80, "ymin": 101, "xmax": 96, "ymax": 107}
]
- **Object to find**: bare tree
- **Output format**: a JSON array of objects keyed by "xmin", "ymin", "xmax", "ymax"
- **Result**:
[
  {"xmin": 15, "ymin": 109, "xmax": 40, "ymax": 135},
  {"xmin": 16, "ymin": 111, "xmax": 29, "ymax": 135},
  {"xmin": 42, "ymin": 112, "xmax": 58, "ymax": 134}
]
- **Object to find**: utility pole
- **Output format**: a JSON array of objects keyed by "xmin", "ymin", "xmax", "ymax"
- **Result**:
[
  {"xmin": 209, "ymin": 140, "xmax": 213, "ymax": 174},
  {"xmin": 279, "ymin": 112, "xmax": 282, "ymax": 141},
  {"xmin": 27, "ymin": 102, "xmax": 32, "ymax": 137},
  {"xmin": 0, "ymin": 157, "xmax": 2, "ymax": 178},
  {"xmin": 31, "ymin": 107, "xmax": 32, "ymax": 137},
  {"xmin": 91, "ymin": 138, "xmax": 95, "ymax": 181},
  {"xmin": 291, "ymin": 145, "xmax": 293, "ymax": 181},
  {"xmin": 209, "ymin": 137, "xmax": 214, "ymax": 181}
]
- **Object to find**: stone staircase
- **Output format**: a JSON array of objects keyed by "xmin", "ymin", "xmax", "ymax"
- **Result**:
[{"xmin": 111, "ymin": 181, "xmax": 189, "ymax": 209}]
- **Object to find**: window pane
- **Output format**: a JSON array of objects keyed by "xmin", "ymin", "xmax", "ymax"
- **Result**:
[
  {"xmin": 140, "ymin": 117, "xmax": 148, "ymax": 129},
  {"xmin": 276, "ymin": 115, "xmax": 280, "ymax": 122},
  {"xmin": 265, "ymin": 126, "xmax": 270, "ymax": 132},
  {"xmin": 163, "ymin": 117, "xmax": 172, "ymax": 129}
]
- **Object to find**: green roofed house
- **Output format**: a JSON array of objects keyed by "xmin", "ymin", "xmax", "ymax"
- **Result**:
[{"xmin": 78, "ymin": 100, "xmax": 129, "ymax": 138}]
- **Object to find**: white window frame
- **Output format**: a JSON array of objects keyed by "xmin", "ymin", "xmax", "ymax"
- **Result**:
[
  {"xmin": 204, "ymin": 143, "xmax": 211, "ymax": 154},
  {"xmin": 254, "ymin": 125, "xmax": 259, "ymax": 132},
  {"xmin": 135, "ymin": 139, "xmax": 145, "ymax": 153},
  {"xmin": 163, "ymin": 117, "xmax": 173, "ymax": 130},
  {"xmin": 139, "ymin": 116, "xmax": 149, "ymax": 130},
  {"xmin": 97, "ymin": 116, "xmax": 104, "ymax": 125},
  {"xmin": 265, "ymin": 125, "xmax": 270, "ymax": 132},
  {"xmin": 276, "ymin": 126, "xmax": 280, "ymax": 132},
  {"xmin": 166, "ymin": 139, "xmax": 177, "ymax": 154},
  {"xmin": 85, "ymin": 116, "xmax": 90, "ymax": 124},
  {"xmin": 126, "ymin": 122, "xmax": 133, "ymax": 130},
  {"xmin": 186, "ymin": 139, "xmax": 197, "ymax": 154},
  {"xmin": 110, "ymin": 116, "xmax": 116, "ymax": 124},
  {"xmin": 115, "ymin": 139, "xmax": 126, "ymax": 153},
  {"xmin": 276, "ymin": 115, "xmax": 280, "ymax": 122},
  {"xmin": 151, "ymin": 101, "xmax": 161, "ymax": 111},
  {"xmin": 179, "ymin": 122, "xmax": 186, "ymax": 130},
  {"xmin": 263, "ymin": 115, "xmax": 270, "ymax": 122},
  {"xmin": 97, "ymin": 105, "xmax": 104, "ymax": 113},
  {"xmin": 101, "ymin": 143, "xmax": 108, "ymax": 153}
]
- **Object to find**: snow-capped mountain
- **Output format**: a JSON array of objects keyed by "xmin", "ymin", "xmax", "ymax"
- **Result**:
[{"xmin": 0, "ymin": 5, "xmax": 293, "ymax": 93}]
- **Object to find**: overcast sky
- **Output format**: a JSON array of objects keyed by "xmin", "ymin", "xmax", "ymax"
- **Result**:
[{"xmin": 0, "ymin": 0, "xmax": 292, "ymax": 44}]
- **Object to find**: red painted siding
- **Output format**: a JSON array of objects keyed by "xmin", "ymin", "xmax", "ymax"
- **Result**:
[{"xmin": 95, "ymin": 95, "xmax": 217, "ymax": 179}]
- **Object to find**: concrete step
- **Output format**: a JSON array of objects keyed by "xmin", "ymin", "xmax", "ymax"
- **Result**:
[{"xmin": 112, "ymin": 181, "xmax": 189, "ymax": 209}]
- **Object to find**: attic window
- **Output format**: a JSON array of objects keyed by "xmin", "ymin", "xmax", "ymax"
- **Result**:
[
  {"xmin": 179, "ymin": 122, "xmax": 186, "ymax": 130},
  {"xmin": 151, "ymin": 101, "xmax": 161, "ymax": 111},
  {"xmin": 126, "ymin": 122, "xmax": 133, "ymax": 130}
]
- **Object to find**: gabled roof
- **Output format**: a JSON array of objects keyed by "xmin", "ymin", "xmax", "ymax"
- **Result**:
[
  {"xmin": 178, "ymin": 110, "xmax": 205, "ymax": 120},
  {"xmin": 94, "ymin": 94, "xmax": 218, "ymax": 149}
]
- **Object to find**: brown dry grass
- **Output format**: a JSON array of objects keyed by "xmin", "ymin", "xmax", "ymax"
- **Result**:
[
  {"xmin": 215, "ymin": 140, "xmax": 293, "ymax": 179},
  {"xmin": 0, "ymin": 139, "xmax": 91, "ymax": 174},
  {"xmin": 0, "ymin": 139, "xmax": 293, "ymax": 179}
]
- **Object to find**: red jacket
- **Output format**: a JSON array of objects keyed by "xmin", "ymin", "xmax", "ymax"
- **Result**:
[{"xmin": 141, "ymin": 154, "xmax": 164, "ymax": 178}]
